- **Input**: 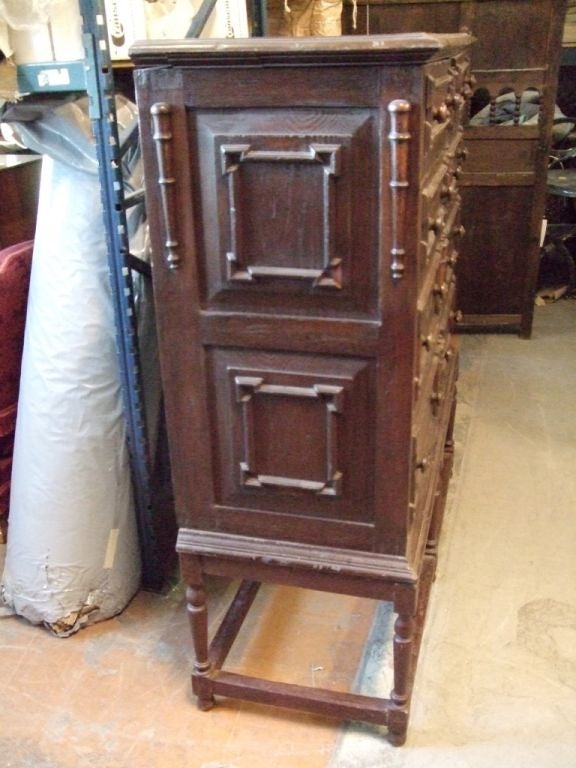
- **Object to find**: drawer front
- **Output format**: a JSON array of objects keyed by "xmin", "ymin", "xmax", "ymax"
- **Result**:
[
  {"xmin": 423, "ymin": 53, "xmax": 471, "ymax": 170},
  {"xmin": 419, "ymin": 131, "xmax": 466, "ymax": 282},
  {"xmin": 410, "ymin": 348, "xmax": 457, "ymax": 522},
  {"xmin": 416, "ymin": 238, "xmax": 459, "ymax": 382}
]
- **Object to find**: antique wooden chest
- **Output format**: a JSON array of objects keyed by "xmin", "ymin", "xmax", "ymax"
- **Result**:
[{"xmin": 132, "ymin": 32, "xmax": 471, "ymax": 744}]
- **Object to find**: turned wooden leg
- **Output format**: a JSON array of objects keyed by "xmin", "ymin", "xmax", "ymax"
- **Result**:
[
  {"xmin": 186, "ymin": 581, "xmax": 214, "ymax": 711},
  {"xmin": 389, "ymin": 612, "xmax": 415, "ymax": 745},
  {"xmin": 388, "ymin": 707, "xmax": 409, "ymax": 747},
  {"xmin": 392, "ymin": 612, "xmax": 415, "ymax": 705}
]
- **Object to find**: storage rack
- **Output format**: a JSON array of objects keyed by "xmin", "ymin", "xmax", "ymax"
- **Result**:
[
  {"xmin": 81, "ymin": 0, "xmax": 160, "ymax": 589},
  {"xmin": 15, "ymin": 0, "xmax": 266, "ymax": 589}
]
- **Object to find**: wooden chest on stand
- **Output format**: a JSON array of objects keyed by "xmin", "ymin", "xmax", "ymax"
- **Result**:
[{"xmin": 132, "ymin": 33, "xmax": 471, "ymax": 745}]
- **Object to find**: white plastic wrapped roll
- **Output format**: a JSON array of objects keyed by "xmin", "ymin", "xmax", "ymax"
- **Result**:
[{"xmin": 1, "ymin": 154, "xmax": 141, "ymax": 636}]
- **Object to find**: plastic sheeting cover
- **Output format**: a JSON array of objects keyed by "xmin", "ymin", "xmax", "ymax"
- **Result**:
[{"xmin": 0, "ymin": 97, "xmax": 145, "ymax": 635}]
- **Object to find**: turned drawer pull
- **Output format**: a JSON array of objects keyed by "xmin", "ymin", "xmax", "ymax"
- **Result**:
[
  {"xmin": 416, "ymin": 457, "xmax": 429, "ymax": 472},
  {"xmin": 447, "ymin": 92, "xmax": 464, "ymax": 110},
  {"xmin": 430, "ymin": 391, "xmax": 444, "ymax": 415},
  {"xmin": 433, "ymin": 282, "xmax": 449, "ymax": 297},
  {"xmin": 441, "ymin": 180, "xmax": 457, "ymax": 200},
  {"xmin": 433, "ymin": 103, "xmax": 450, "ymax": 123},
  {"xmin": 421, "ymin": 334, "xmax": 434, "ymax": 350},
  {"xmin": 151, "ymin": 102, "xmax": 181, "ymax": 270},
  {"xmin": 428, "ymin": 215, "xmax": 444, "ymax": 234},
  {"xmin": 433, "ymin": 282, "xmax": 448, "ymax": 312},
  {"xmin": 456, "ymin": 146, "xmax": 469, "ymax": 162},
  {"xmin": 388, "ymin": 99, "xmax": 412, "ymax": 280}
]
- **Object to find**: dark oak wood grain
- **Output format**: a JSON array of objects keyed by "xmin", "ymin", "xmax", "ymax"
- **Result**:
[{"xmin": 133, "ymin": 33, "xmax": 470, "ymax": 745}]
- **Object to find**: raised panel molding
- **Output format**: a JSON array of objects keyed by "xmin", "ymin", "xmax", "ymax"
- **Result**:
[
  {"xmin": 193, "ymin": 108, "xmax": 378, "ymax": 315},
  {"xmin": 234, "ymin": 373, "xmax": 344, "ymax": 496},
  {"xmin": 221, "ymin": 142, "xmax": 343, "ymax": 289}
]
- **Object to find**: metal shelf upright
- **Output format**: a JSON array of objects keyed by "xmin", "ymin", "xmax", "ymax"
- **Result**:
[{"xmin": 79, "ymin": 0, "xmax": 162, "ymax": 590}]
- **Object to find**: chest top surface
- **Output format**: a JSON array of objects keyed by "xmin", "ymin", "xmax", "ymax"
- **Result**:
[{"xmin": 130, "ymin": 32, "xmax": 471, "ymax": 68}]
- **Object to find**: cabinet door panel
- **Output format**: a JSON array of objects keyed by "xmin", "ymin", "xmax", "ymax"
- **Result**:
[
  {"xmin": 206, "ymin": 348, "xmax": 377, "ymax": 526},
  {"xmin": 191, "ymin": 108, "xmax": 379, "ymax": 317}
]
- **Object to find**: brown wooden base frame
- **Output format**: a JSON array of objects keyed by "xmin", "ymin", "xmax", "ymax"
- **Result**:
[{"xmin": 181, "ymin": 552, "xmax": 437, "ymax": 746}]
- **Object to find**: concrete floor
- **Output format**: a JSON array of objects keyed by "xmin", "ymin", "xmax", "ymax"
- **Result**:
[{"xmin": 1, "ymin": 300, "xmax": 575, "ymax": 767}]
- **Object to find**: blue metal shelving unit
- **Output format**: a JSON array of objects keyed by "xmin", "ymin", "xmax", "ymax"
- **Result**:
[{"xmin": 80, "ymin": 0, "xmax": 160, "ymax": 589}]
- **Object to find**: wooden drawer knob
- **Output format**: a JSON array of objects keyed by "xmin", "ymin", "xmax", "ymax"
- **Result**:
[
  {"xmin": 447, "ymin": 92, "xmax": 464, "ymax": 110},
  {"xmin": 450, "ymin": 309, "xmax": 463, "ymax": 325},
  {"xmin": 421, "ymin": 334, "xmax": 434, "ymax": 350},
  {"xmin": 430, "ymin": 391, "xmax": 444, "ymax": 415},
  {"xmin": 433, "ymin": 282, "xmax": 449, "ymax": 311},
  {"xmin": 428, "ymin": 215, "xmax": 444, "ymax": 234},
  {"xmin": 441, "ymin": 181, "xmax": 457, "ymax": 200},
  {"xmin": 434, "ymin": 103, "xmax": 450, "ymax": 123}
]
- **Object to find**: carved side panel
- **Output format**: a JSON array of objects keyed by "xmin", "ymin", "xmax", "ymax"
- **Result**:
[
  {"xmin": 191, "ymin": 108, "xmax": 379, "ymax": 316},
  {"xmin": 207, "ymin": 348, "xmax": 376, "ymax": 524}
]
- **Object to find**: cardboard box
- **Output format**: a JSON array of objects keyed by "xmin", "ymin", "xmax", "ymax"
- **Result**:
[{"xmin": 104, "ymin": 0, "xmax": 147, "ymax": 61}]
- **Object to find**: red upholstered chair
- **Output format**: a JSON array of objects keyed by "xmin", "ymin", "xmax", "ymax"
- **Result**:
[{"xmin": 0, "ymin": 240, "xmax": 34, "ymax": 540}]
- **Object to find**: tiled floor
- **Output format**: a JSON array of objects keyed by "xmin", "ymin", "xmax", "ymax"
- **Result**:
[{"xmin": 1, "ymin": 300, "xmax": 575, "ymax": 768}]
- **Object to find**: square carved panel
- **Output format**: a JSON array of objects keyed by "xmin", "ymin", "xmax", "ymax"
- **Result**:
[
  {"xmin": 234, "ymin": 374, "xmax": 344, "ymax": 496},
  {"xmin": 192, "ymin": 108, "xmax": 378, "ymax": 316},
  {"xmin": 207, "ymin": 349, "xmax": 376, "ymax": 523},
  {"xmin": 221, "ymin": 143, "xmax": 343, "ymax": 289}
]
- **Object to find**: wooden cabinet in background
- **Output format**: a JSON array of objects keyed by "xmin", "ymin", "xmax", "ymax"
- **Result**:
[
  {"xmin": 338, "ymin": 0, "xmax": 568, "ymax": 337},
  {"xmin": 132, "ymin": 32, "xmax": 471, "ymax": 744}
]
